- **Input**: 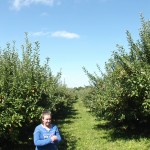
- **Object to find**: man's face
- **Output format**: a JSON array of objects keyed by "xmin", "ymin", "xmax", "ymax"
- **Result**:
[{"xmin": 42, "ymin": 115, "xmax": 52, "ymax": 127}]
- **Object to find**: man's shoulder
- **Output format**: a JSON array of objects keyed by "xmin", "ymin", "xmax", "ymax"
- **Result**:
[{"xmin": 34, "ymin": 124, "xmax": 42, "ymax": 130}]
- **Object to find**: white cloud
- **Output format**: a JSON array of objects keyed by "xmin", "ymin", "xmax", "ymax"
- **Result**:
[
  {"xmin": 29, "ymin": 30, "xmax": 80, "ymax": 39},
  {"xmin": 11, "ymin": 0, "xmax": 57, "ymax": 10},
  {"xmin": 51, "ymin": 31, "xmax": 80, "ymax": 39},
  {"xmin": 29, "ymin": 31, "xmax": 51, "ymax": 36}
]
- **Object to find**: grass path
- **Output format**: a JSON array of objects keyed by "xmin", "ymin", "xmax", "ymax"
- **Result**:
[{"xmin": 58, "ymin": 100, "xmax": 150, "ymax": 150}]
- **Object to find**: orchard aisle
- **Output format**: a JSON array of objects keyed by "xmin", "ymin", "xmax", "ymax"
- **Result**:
[
  {"xmin": 58, "ymin": 100, "xmax": 149, "ymax": 150},
  {"xmin": 58, "ymin": 100, "xmax": 107, "ymax": 150}
]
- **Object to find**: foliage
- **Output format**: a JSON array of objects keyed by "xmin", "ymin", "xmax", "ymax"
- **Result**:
[
  {"xmin": 0, "ymin": 34, "xmax": 75, "ymax": 147},
  {"xmin": 83, "ymin": 16, "xmax": 150, "ymax": 130}
]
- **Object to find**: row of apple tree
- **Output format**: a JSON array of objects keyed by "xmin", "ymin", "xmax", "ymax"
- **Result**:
[
  {"xmin": 83, "ymin": 16, "xmax": 150, "ymax": 131},
  {"xmin": 0, "ymin": 34, "xmax": 76, "ymax": 147}
]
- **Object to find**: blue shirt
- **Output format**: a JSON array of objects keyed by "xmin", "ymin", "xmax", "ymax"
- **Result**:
[{"xmin": 33, "ymin": 124, "xmax": 62, "ymax": 150}]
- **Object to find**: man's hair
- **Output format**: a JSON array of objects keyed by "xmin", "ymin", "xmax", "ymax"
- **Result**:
[{"xmin": 41, "ymin": 110, "xmax": 52, "ymax": 119}]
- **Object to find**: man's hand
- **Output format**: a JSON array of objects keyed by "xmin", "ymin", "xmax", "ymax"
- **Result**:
[{"xmin": 51, "ymin": 135, "xmax": 58, "ymax": 142}]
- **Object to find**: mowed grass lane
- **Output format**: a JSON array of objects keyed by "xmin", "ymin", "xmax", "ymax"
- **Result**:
[{"xmin": 58, "ymin": 100, "xmax": 150, "ymax": 150}]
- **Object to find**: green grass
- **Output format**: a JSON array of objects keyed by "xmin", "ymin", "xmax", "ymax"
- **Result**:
[{"xmin": 58, "ymin": 100, "xmax": 150, "ymax": 150}]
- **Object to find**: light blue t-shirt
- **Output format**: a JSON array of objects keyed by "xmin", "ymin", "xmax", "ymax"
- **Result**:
[{"xmin": 33, "ymin": 124, "xmax": 62, "ymax": 150}]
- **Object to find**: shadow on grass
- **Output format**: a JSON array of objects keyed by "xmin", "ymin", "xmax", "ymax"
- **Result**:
[
  {"xmin": 0, "ymin": 143, "xmax": 34, "ymax": 150},
  {"xmin": 54, "ymin": 103, "xmax": 79, "ymax": 150},
  {"xmin": 94, "ymin": 120, "xmax": 150, "ymax": 141},
  {"xmin": 58, "ymin": 132, "xmax": 78, "ymax": 150}
]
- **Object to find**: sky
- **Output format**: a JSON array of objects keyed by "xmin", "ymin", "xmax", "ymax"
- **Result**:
[{"xmin": 0, "ymin": 0, "xmax": 150, "ymax": 88}]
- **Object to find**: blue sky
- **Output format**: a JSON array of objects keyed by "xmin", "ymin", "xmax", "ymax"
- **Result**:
[{"xmin": 0, "ymin": 0, "xmax": 150, "ymax": 87}]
